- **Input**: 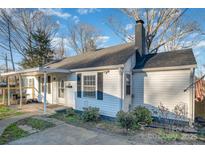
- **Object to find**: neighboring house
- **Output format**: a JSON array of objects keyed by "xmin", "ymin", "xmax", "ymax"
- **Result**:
[{"xmin": 0, "ymin": 20, "xmax": 197, "ymax": 121}]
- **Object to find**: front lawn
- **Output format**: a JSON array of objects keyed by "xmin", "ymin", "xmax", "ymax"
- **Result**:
[
  {"xmin": 50, "ymin": 112, "xmax": 93, "ymax": 128},
  {"xmin": 50, "ymin": 111, "xmax": 118, "ymax": 131},
  {"xmin": 157, "ymin": 129, "xmax": 182, "ymax": 142},
  {"xmin": 0, "ymin": 123, "xmax": 28, "ymax": 144},
  {"xmin": 50, "ymin": 111, "xmax": 203, "ymax": 144},
  {"xmin": 0, "ymin": 105, "xmax": 23, "ymax": 120},
  {"xmin": 0, "ymin": 117, "xmax": 55, "ymax": 144},
  {"xmin": 17, "ymin": 117, "xmax": 55, "ymax": 130}
]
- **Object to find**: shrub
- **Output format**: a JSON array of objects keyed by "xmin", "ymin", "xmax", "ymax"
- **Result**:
[
  {"xmin": 132, "ymin": 106, "xmax": 152, "ymax": 125},
  {"xmin": 116, "ymin": 111, "xmax": 135, "ymax": 133},
  {"xmin": 81, "ymin": 107, "xmax": 100, "ymax": 122},
  {"xmin": 66, "ymin": 107, "xmax": 76, "ymax": 116}
]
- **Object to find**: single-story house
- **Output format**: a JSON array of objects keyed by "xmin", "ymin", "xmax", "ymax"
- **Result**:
[{"xmin": 0, "ymin": 20, "xmax": 197, "ymax": 121}]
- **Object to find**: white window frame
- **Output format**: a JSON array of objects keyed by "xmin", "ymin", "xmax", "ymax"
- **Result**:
[{"xmin": 83, "ymin": 74, "xmax": 97, "ymax": 99}]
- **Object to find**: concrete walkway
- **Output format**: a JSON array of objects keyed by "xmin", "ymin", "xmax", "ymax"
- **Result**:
[{"xmin": 9, "ymin": 123, "xmax": 131, "ymax": 145}]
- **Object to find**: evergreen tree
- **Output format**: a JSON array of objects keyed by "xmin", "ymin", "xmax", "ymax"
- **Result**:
[{"xmin": 20, "ymin": 28, "xmax": 54, "ymax": 69}]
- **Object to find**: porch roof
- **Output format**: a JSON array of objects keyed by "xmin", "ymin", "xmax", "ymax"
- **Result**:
[{"xmin": 0, "ymin": 67, "xmax": 70, "ymax": 77}]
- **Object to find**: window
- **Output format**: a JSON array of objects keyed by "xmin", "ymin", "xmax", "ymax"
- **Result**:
[
  {"xmin": 126, "ymin": 74, "xmax": 131, "ymax": 95},
  {"xmin": 58, "ymin": 80, "xmax": 64, "ymax": 98},
  {"xmin": 83, "ymin": 75, "xmax": 96, "ymax": 98},
  {"xmin": 47, "ymin": 76, "xmax": 51, "ymax": 94},
  {"xmin": 77, "ymin": 74, "xmax": 81, "ymax": 98}
]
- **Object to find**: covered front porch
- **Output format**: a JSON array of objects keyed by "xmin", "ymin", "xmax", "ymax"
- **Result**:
[
  {"xmin": 0, "ymin": 67, "xmax": 70, "ymax": 114},
  {"xmin": 9, "ymin": 103, "xmax": 68, "ymax": 115}
]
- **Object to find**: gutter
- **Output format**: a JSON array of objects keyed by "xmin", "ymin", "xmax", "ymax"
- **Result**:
[
  {"xmin": 0, "ymin": 67, "xmax": 70, "ymax": 77},
  {"xmin": 133, "ymin": 64, "xmax": 197, "ymax": 73},
  {"xmin": 0, "ymin": 67, "xmax": 41, "ymax": 77},
  {"xmin": 70, "ymin": 64, "xmax": 124, "ymax": 72}
]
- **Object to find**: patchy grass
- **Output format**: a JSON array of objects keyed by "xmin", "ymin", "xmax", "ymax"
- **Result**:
[
  {"xmin": 50, "ymin": 112, "xmax": 201, "ymax": 144},
  {"xmin": 50, "ymin": 112, "xmax": 123, "ymax": 133},
  {"xmin": 50, "ymin": 113, "xmax": 84, "ymax": 126},
  {"xmin": 0, "ymin": 123, "xmax": 28, "ymax": 144},
  {"xmin": 0, "ymin": 117, "xmax": 55, "ymax": 144},
  {"xmin": 158, "ymin": 129, "xmax": 182, "ymax": 142},
  {"xmin": 0, "ymin": 105, "xmax": 23, "ymax": 120},
  {"xmin": 95, "ymin": 120, "xmax": 123, "ymax": 133},
  {"xmin": 17, "ymin": 117, "xmax": 55, "ymax": 130}
]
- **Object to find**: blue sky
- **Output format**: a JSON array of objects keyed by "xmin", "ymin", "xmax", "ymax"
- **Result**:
[{"xmin": 3, "ymin": 8, "xmax": 205, "ymax": 75}]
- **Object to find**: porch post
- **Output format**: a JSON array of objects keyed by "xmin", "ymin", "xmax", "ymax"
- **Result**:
[
  {"xmin": 43, "ymin": 72, "xmax": 47, "ymax": 114},
  {"xmin": 7, "ymin": 77, "xmax": 10, "ymax": 106},
  {"xmin": 19, "ymin": 74, "xmax": 22, "ymax": 108},
  {"xmin": 2, "ymin": 88, "xmax": 5, "ymax": 105}
]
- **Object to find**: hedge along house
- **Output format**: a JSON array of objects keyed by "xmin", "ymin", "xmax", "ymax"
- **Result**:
[{"xmin": 0, "ymin": 20, "xmax": 197, "ymax": 121}]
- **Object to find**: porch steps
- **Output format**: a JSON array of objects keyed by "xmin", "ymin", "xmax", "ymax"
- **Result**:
[{"xmin": 54, "ymin": 107, "xmax": 69, "ymax": 114}]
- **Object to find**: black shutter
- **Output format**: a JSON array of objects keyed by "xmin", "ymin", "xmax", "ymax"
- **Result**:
[
  {"xmin": 97, "ymin": 72, "xmax": 103, "ymax": 100},
  {"xmin": 77, "ymin": 74, "xmax": 81, "ymax": 98}
]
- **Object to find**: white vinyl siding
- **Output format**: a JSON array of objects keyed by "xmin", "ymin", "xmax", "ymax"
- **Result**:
[
  {"xmin": 75, "ymin": 69, "xmax": 122, "ymax": 117},
  {"xmin": 132, "ymin": 69, "xmax": 192, "ymax": 120}
]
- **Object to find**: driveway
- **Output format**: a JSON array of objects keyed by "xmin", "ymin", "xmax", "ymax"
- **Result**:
[{"xmin": 9, "ymin": 123, "xmax": 131, "ymax": 145}]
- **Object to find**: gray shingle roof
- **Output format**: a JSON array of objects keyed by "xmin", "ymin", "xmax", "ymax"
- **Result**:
[
  {"xmin": 46, "ymin": 43, "xmax": 136, "ymax": 70},
  {"xmin": 134, "ymin": 48, "xmax": 197, "ymax": 69},
  {"xmin": 46, "ymin": 43, "xmax": 196, "ymax": 70}
]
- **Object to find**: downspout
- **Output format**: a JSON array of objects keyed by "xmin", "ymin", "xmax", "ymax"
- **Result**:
[
  {"xmin": 192, "ymin": 68, "xmax": 195, "ymax": 122},
  {"xmin": 119, "ymin": 67, "xmax": 123, "ymax": 111}
]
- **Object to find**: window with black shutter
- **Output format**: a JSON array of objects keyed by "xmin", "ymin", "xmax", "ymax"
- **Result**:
[
  {"xmin": 97, "ymin": 72, "xmax": 103, "ymax": 100},
  {"xmin": 126, "ymin": 74, "xmax": 131, "ymax": 95},
  {"xmin": 77, "ymin": 74, "xmax": 82, "ymax": 98}
]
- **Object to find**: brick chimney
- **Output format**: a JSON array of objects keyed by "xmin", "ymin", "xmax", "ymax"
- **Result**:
[{"xmin": 135, "ymin": 20, "xmax": 146, "ymax": 56}]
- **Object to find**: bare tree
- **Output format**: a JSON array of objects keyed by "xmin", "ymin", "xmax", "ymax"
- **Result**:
[
  {"xmin": 106, "ymin": 8, "xmax": 200, "ymax": 53},
  {"xmin": 68, "ymin": 23, "xmax": 101, "ymax": 54},
  {"xmin": 54, "ymin": 37, "xmax": 66, "ymax": 59},
  {"xmin": 0, "ymin": 9, "xmax": 16, "ymax": 71},
  {"xmin": 0, "ymin": 9, "xmax": 59, "ymax": 69},
  {"xmin": 12, "ymin": 9, "xmax": 58, "ymax": 57}
]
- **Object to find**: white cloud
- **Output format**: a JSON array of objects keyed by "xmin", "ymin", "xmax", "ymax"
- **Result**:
[
  {"xmin": 97, "ymin": 35, "xmax": 110, "ymax": 43},
  {"xmin": 77, "ymin": 8, "xmax": 100, "ymax": 15},
  {"xmin": 56, "ymin": 20, "xmax": 60, "ymax": 25},
  {"xmin": 125, "ymin": 24, "xmax": 134, "ymax": 31},
  {"xmin": 194, "ymin": 40, "xmax": 205, "ymax": 49},
  {"xmin": 73, "ymin": 16, "xmax": 80, "ymax": 24},
  {"xmin": 38, "ymin": 8, "xmax": 71, "ymax": 19}
]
